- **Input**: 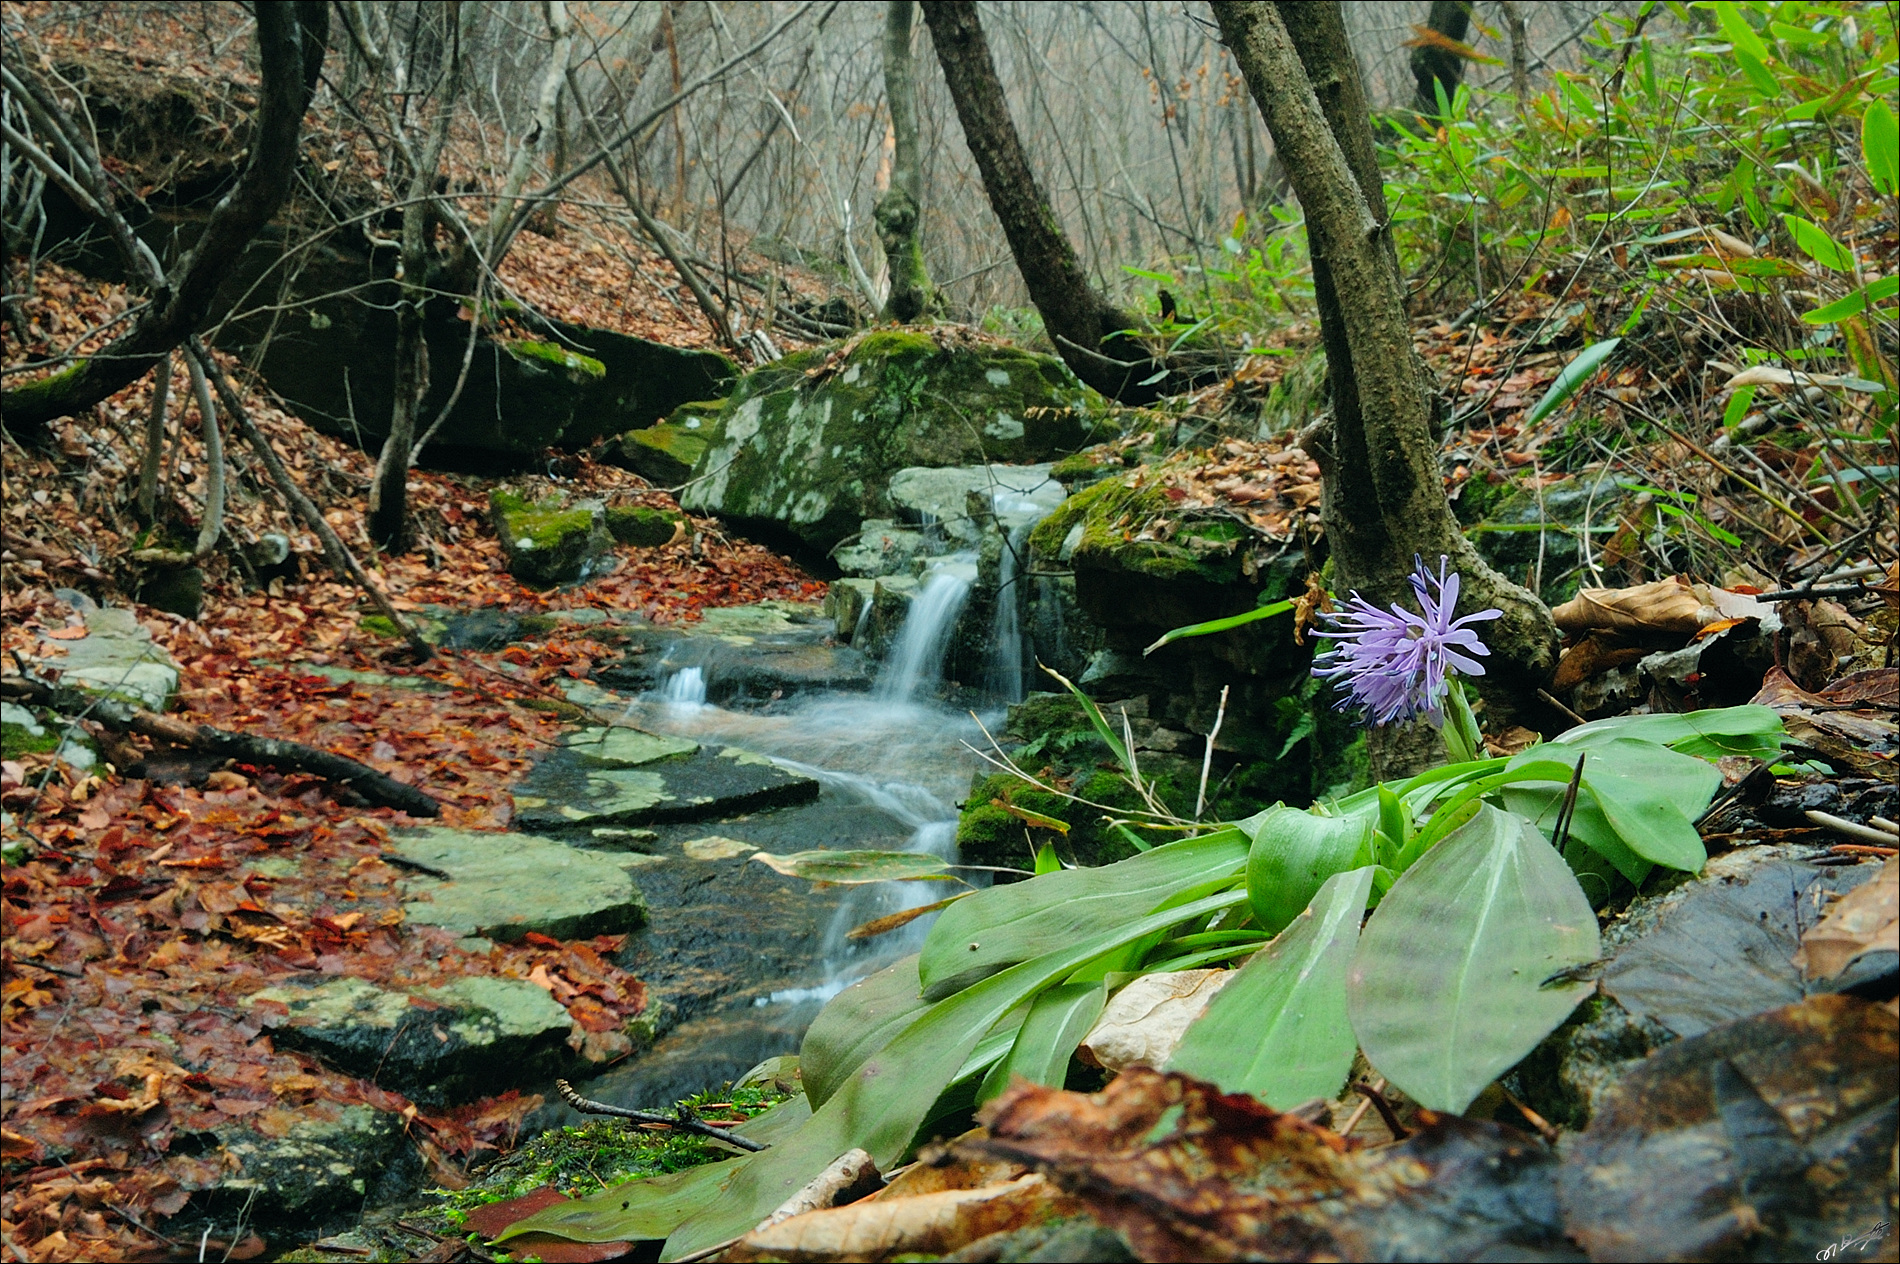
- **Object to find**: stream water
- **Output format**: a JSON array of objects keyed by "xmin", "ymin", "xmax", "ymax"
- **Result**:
[{"xmin": 531, "ymin": 558, "xmax": 1005, "ymax": 1120}]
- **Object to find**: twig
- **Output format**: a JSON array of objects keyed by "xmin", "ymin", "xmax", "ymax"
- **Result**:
[
  {"xmin": 1754, "ymin": 584, "xmax": 1873, "ymax": 602},
  {"xmin": 1337, "ymin": 1075, "xmax": 1383, "ymax": 1137},
  {"xmin": 554, "ymin": 1079, "xmax": 765, "ymax": 1151},
  {"xmin": 1498, "ymin": 1085, "xmax": 1560, "ymax": 1145},
  {"xmin": 1551, "ymin": 754, "xmax": 1586, "ymax": 854},
  {"xmin": 1807, "ymin": 811, "xmax": 1900, "ymax": 847},
  {"xmin": 1537, "ymin": 688, "xmax": 1587, "ymax": 728},
  {"xmin": 1194, "ymin": 685, "xmax": 1229, "ymax": 822},
  {"xmin": 1351, "ymin": 1080, "xmax": 1411, "ymax": 1140},
  {"xmin": 1830, "ymin": 843, "xmax": 1898, "ymax": 858},
  {"xmin": 383, "ymin": 855, "xmax": 455, "ymax": 880}
]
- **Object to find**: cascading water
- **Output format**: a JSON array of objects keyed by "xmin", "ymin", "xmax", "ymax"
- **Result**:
[
  {"xmin": 656, "ymin": 665, "xmax": 707, "ymax": 708},
  {"xmin": 876, "ymin": 555, "xmax": 976, "ymax": 704}
]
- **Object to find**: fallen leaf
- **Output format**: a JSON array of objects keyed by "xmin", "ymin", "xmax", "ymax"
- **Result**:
[
  {"xmin": 1793, "ymin": 857, "xmax": 1898, "ymax": 984},
  {"xmin": 727, "ymin": 1173, "xmax": 1068, "ymax": 1263},
  {"xmin": 1079, "ymin": 970, "xmax": 1232, "ymax": 1072}
]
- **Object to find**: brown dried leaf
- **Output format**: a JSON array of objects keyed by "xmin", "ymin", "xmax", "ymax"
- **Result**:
[
  {"xmin": 726, "ymin": 1173, "xmax": 1069, "ymax": 1263},
  {"xmin": 1078, "ymin": 969, "xmax": 1231, "ymax": 1071},
  {"xmin": 1552, "ymin": 577, "xmax": 1707, "ymax": 636},
  {"xmin": 1794, "ymin": 858, "xmax": 1898, "ymax": 983}
]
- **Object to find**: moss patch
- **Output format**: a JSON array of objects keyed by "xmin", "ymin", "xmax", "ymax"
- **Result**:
[
  {"xmin": 489, "ymin": 490, "xmax": 613, "ymax": 588},
  {"xmin": 1028, "ymin": 473, "xmax": 1247, "ymax": 585},
  {"xmin": 604, "ymin": 506, "xmax": 684, "ymax": 548},
  {"xmin": 503, "ymin": 339, "xmax": 607, "ymax": 380}
]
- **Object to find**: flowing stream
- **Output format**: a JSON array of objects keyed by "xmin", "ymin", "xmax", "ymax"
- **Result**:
[{"xmin": 548, "ymin": 569, "xmax": 1003, "ymax": 1114}]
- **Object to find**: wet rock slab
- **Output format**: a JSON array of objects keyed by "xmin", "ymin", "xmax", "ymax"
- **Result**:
[
  {"xmin": 593, "ymin": 601, "xmax": 873, "ymax": 702},
  {"xmin": 28, "ymin": 604, "xmax": 179, "ymax": 710},
  {"xmin": 208, "ymin": 1101, "xmax": 404, "ymax": 1220},
  {"xmin": 513, "ymin": 747, "xmax": 819, "ymax": 830},
  {"xmin": 241, "ymin": 974, "xmax": 577, "ymax": 1106},
  {"xmin": 391, "ymin": 827, "xmax": 648, "ymax": 941}
]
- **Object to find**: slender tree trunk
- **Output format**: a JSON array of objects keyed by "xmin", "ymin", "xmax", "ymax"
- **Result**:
[
  {"xmin": 921, "ymin": 0, "xmax": 1158, "ymax": 402},
  {"xmin": 1212, "ymin": 1, "xmax": 1557, "ymax": 777},
  {"xmin": 368, "ymin": 0, "xmax": 461, "ymax": 550},
  {"xmin": 135, "ymin": 351, "xmax": 172, "ymax": 524},
  {"xmin": 876, "ymin": 1, "xmax": 934, "ymax": 323},
  {"xmin": 1498, "ymin": 1, "xmax": 1531, "ymax": 106},
  {"xmin": 1, "ymin": 2, "xmax": 328, "ymax": 434},
  {"xmin": 186, "ymin": 352, "xmax": 224, "ymax": 560},
  {"xmin": 1411, "ymin": 0, "xmax": 1473, "ymax": 118}
]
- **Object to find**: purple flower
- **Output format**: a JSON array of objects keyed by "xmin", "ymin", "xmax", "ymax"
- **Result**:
[{"xmin": 1311, "ymin": 557, "xmax": 1501, "ymax": 726}]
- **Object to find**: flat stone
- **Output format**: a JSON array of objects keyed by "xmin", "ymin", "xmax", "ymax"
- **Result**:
[
  {"xmin": 559, "ymin": 726, "xmax": 699, "ymax": 767},
  {"xmin": 889, "ymin": 463, "xmax": 1064, "ymax": 545},
  {"xmin": 682, "ymin": 835, "xmax": 757, "ymax": 860},
  {"xmin": 834, "ymin": 519, "xmax": 932, "ymax": 578},
  {"xmin": 512, "ymin": 746, "xmax": 820, "ymax": 830},
  {"xmin": 294, "ymin": 663, "xmax": 447, "ymax": 692},
  {"xmin": 241, "ymin": 972, "xmax": 576, "ymax": 1105},
  {"xmin": 211, "ymin": 1102, "xmax": 404, "ymax": 1219},
  {"xmin": 36, "ymin": 606, "xmax": 179, "ymax": 711},
  {"xmin": 391, "ymin": 827, "xmax": 648, "ymax": 942}
]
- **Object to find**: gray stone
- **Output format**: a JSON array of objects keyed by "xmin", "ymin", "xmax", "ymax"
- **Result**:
[
  {"xmin": 888, "ymin": 463, "xmax": 1064, "ymax": 545},
  {"xmin": 592, "ymin": 601, "xmax": 873, "ymax": 702},
  {"xmin": 679, "ymin": 331, "xmax": 1106, "ymax": 554},
  {"xmin": 559, "ymin": 726, "xmax": 699, "ymax": 767},
  {"xmin": 833, "ymin": 518, "xmax": 932, "ymax": 578},
  {"xmin": 825, "ymin": 578, "xmax": 877, "ymax": 645},
  {"xmin": 391, "ymin": 826, "xmax": 648, "ymax": 942},
  {"xmin": 0, "ymin": 702, "xmax": 97, "ymax": 770},
  {"xmin": 211, "ymin": 1103, "xmax": 403, "ymax": 1219},
  {"xmin": 241, "ymin": 973, "xmax": 577, "ymax": 1105},
  {"xmin": 33, "ymin": 606, "xmax": 179, "ymax": 711},
  {"xmin": 512, "ymin": 746, "xmax": 820, "ymax": 830}
]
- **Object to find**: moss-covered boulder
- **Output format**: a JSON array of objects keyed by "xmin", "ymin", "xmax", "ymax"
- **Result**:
[
  {"xmin": 490, "ymin": 489, "xmax": 613, "ymax": 587},
  {"xmin": 605, "ymin": 504, "xmax": 685, "ymax": 548},
  {"xmin": 602, "ymin": 398, "xmax": 722, "ymax": 485},
  {"xmin": 679, "ymin": 330, "xmax": 1108, "ymax": 553}
]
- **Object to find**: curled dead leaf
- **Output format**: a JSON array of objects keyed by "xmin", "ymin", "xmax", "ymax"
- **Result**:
[{"xmin": 1079, "ymin": 969, "xmax": 1232, "ymax": 1072}]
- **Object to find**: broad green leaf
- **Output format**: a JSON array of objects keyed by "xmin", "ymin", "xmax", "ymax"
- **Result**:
[
  {"xmin": 1584, "ymin": 764, "xmax": 1707, "ymax": 873},
  {"xmin": 1506, "ymin": 738, "xmax": 1716, "ymax": 874},
  {"xmin": 1713, "ymin": 4, "xmax": 1773, "ymax": 64},
  {"xmin": 799, "ymin": 956, "xmax": 932, "ymax": 1108},
  {"xmin": 1169, "ymin": 866, "xmax": 1373, "ymax": 1108},
  {"xmin": 494, "ymin": 1096, "xmax": 812, "ymax": 1244},
  {"xmin": 1526, "ymin": 339, "xmax": 1622, "ymax": 425},
  {"xmin": 1144, "ymin": 598, "xmax": 1295, "ymax": 656},
  {"xmin": 1865, "ymin": 99, "xmax": 1898, "ymax": 196},
  {"xmin": 1502, "ymin": 784, "xmax": 1652, "ymax": 887},
  {"xmin": 662, "ymin": 888, "xmax": 1246, "ymax": 1260},
  {"xmin": 977, "ymin": 980, "xmax": 1106, "ymax": 1103},
  {"xmin": 750, "ymin": 850, "xmax": 968, "ymax": 885},
  {"xmin": 1033, "ymin": 842, "xmax": 1061, "ymax": 875},
  {"xmin": 1245, "ymin": 805, "xmax": 1373, "ymax": 935},
  {"xmin": 1805, "ymin": 276, "xmax": 1900, "ymax": 326},
  {"xmin": 1348, "ymin": 805, "xmax": 1599, "ymax": 1114},
  {"xmin": 1551, "ymin": 704, "xmax": 1784, "ymax": 761},
  {"xmin": 1782, "ymin": 214, "xmax": 1856, "ymax": 272},
  {"xmin": 919, "ymin": 829, "xmax": 1249, "ymax": 999}
]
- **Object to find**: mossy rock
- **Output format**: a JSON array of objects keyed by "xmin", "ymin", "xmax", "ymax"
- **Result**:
[
  {"xmin": 490, "ymin": 489, "xmax": 613, "ymax": 588},
  {"xmin": 1028, "ymin": 474, "xmax": 1249, "ymax": 588},
  {"xmin": 504, "ymin": 338, "xmax": 607, "ymax": 380},
  {"xmin": 606, "ymin": 402, "xmax": 718, "ymax": 486},
  {"xmin": 679, "ymin": 329, "xmax": 1110, "ymax": 553},
  {"xmin": 605, "ymin": 505, "xmax": 685, "ymax": 548},
  {"xmin": 1469, "ymin": 472, "xmax": 1626, "ymax": 607}
]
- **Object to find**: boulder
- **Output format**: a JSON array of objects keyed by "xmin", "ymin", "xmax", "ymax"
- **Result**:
[
  {"xmin": 26, "ymin": 604, "xmax": 179, "ymax": 711},
  {"xmin": 887, "ymin": 463, "xmax": 1065, "ymax": 546},
  {"xmin": 490, "ymin": 489, "xmax": 614, "ymax": 587},
  {"xmin": 602, "ymin": 399, "xmax": 721, "ymax": 485},
  {"xmin": 679, "ymin": 330, "xmax": 1107, "ymax": 555},
  {"xmin": 604, "ymin": 504, "xmax": 685, "ymax": 548},
  {"xmin": 241, "ymin": 974, "xmax": 577, "ymax": 1105},
  {"xmin": 832, "ymin": 519, "xmax": 931, "ymax": 578},
  {"xmin": 512, "ymin": 746, "xmax": 821, "ymax": 830},
  {"xmin": 391, "ymin": 827, "xmax": 649, "ymax": 941},
  {"xmin": 209, "ymin": 1102, "xmax": 404, "ymax": 1220}
]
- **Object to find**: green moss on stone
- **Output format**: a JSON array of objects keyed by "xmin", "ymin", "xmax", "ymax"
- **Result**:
[
  {"xmin": 1028, "ymin": 473, "xmax": 1245, "ymax": 585},
  {"xmin": 504, "ymin": 339, "xmax": 607, "ymax": 379},
  {"xmin": 605, "ymin": 505, "xmax": 684, "ymax": 548}
]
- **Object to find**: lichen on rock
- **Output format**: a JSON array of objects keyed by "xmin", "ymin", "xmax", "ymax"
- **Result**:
[
  {"xmin": 680, "ymin": 329, "xmax": 1109, "ymax": 553},
  {"xmin": 489, "ymin": 488, "xmax": 614, "ymax": 587}
]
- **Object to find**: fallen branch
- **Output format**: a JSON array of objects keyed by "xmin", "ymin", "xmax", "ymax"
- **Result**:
[
  {"xmin": 553, "ymin": 1079, "xmax": 766, "ymax": 1152},
  {"xmin": 0, "ymin": 674, "xmax": 441, "ymax": 817}
]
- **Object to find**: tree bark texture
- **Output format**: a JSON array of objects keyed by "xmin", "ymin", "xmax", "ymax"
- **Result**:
[
  {"xmin": 922, "ymin": 0, "xmax": 1157, "ymax": 402},
  {"xmin": 876, "ymin": 1, "xmax": 936, "ymax": 323},
  {"xmin": 0, "ymin": 3, "xmax": 329, "ymax": 434},
  {"xmin": 1410, "ymin": 0, "xmax": 1472, "ymax": 117},
  {"xmin": 1499, "ymin": 1, "xmax": 1531, "ymax": 106},
  {"xmin": 1212, "ymin": 1, "xmax": 1557, "ymax": 776}
]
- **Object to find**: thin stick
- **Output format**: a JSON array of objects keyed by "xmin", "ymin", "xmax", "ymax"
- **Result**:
[
  {"xmin": 1551, "ymin": 754, "xmax": 1586, "ymax": 853},
  {"xmin": 1807, "ymin": 810, "xmax": 1900, "ymax": 846},
  {"xmin": 1195, "ymin": 685, "xmax": 1230, "ymax": 822},
  {"xmin": 554, "ymin": 1079, "xmax": 765, "ymax": 1151},
  {"xmin": 1538, "ymin": 688, "xmax": 1587, "ymax": 728}
]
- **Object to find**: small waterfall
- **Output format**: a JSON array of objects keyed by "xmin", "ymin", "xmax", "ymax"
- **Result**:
[
  {"xmin": 657, "ymin": 666, "xmax": 707, "ymax": 708},
  {"xmin": 876, "ymin": 557, "xmax": 975, "ymax": 704},
  {"xmin": 986, "ymin": 521, "xmax": 1032, "ymax": 703}
]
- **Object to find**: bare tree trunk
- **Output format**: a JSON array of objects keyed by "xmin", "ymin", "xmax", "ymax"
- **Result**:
[
  {"xmin": 1498, "ymin": 1, "xmax": 1531, "ymax": 106},
  {"xmin": 1410, "ymin": 0, "xmax": 1473, "ymax": 118},
  {"xmin": 366, "ymin": 1, "xmax": 462, "ymax": 550},
  {"xmin": 1212, "ymin": 1, "xmax": 1557, "ymax": 777},
  {"xmin": 921, "ymin": 0, "xmax": 1158, "ymax": 402},
  {"xmin": 876, "ymin": 1, "xmax": 934, "ymax": 323},
  {"xmin": 0, "ymin": 2, "xmax": 328, "ymax": 434},
  {"xmin": 186, "ymin": 352, "xmax": 224, "ymax": 560},
  {"xmin": 135, "ymin": 351, "xmax": 172, "ymax": 524}
]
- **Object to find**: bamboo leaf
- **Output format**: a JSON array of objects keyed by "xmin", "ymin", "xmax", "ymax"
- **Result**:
[
  {"xmin": 846, "ymin": 895, "xmax": 970, "ymax": 941},
  {"xmin": 750, "ymin": 850, "xmax": 969, "ymax": 885},
  {"xmin": 1348, "ymin": 805, "xmax": 1599, "ymax": 1114},
  {"xmin": 1526, "ymin": 338, "xmax": 1621, "ymax": 425},
  {"xmin": 1169, "ymin": 866, "xmax": 1373, "ymax": 1108},
  {"xmin": 1865, "ymin": 99, "xmax": 1898, "ymax": 196},
  {"xmin": 1143, "ymin": 598, "xmax": 1296, "ymax": 656}
]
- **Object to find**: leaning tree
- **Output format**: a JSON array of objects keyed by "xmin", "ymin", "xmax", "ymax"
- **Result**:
[{"xmin": 1209, "ymin": 1, "xmax": 1560, "ymax": 776}]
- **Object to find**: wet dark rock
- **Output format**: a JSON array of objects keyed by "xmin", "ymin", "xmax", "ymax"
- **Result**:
[
  {"xmin": 134, "ymin": 564, "xmax": 203, "ymax": 619},
  {"xmin": 491, "ymin": 489, "xmax": 614, "ymax": 588},
  {"xmin": 205, "ymin": 1102, "xmax": 405, "ymax": 1220},
  {"xmin": 594, "ymin": 602, "xmax": 873, "ymax": 703},
  {"xmin": 1559, "ymin": 993, "xmax": 1897, "ymax": 1264},
  {"xmin": 512, "ymin": 746, "xmax": 820, "ymax": 831},
  {"xmin": 240, "ymin": 975, "xmax": 578, "ymax": 1106},
  {"xmin": 1511, "ymin": 845, "xmax": 1887, "ymax": 1129}
]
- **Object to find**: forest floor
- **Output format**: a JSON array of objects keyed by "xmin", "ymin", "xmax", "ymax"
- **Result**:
[{"xmin": 5, "ymin": 225, "xmax": 1898, "ymax": 1264}]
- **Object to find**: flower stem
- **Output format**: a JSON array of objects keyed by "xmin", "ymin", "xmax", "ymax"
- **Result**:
[{"xmin": 1442, "ymin": 678, "xmax": 1484, "ymax": 765}]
